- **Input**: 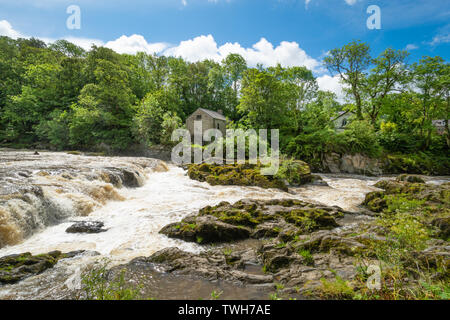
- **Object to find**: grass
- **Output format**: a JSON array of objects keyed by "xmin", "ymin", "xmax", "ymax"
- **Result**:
[
  {"xmin": 317, "ymin": 275, "xmax": 355, "ymax": 300},
  {"xmin": 298, "ymin": 249, "xmax": 314, "ymax": 266},
  {"xmin": 210, "ymin": 290, "xmax": 223, "ymax": 300},
  {"xmin": 79, "ymin": 262, "xmax": 144, "ymax": 300}
]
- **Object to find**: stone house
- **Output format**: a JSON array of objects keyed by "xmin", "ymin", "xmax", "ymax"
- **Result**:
[
  {"xmin": 432, "ymin": 120, "xmax": 447, "ymax": 135},
  {"xmin": 332, "ymin": 110, "xmax": 354, "ymax": 132},
  {"xmin": 186, "ymin": 108, "xmax": 227, "ymax": 140}
]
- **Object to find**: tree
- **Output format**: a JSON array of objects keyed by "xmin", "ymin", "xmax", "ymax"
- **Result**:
[
  {"xmin": 364, "ymin": 48, "xmax": 409, "ymax": 125},
  {"xmin": 324, "ymin": 40, "xmax": 371, "ymax": 119},
  {"xmin": 411, "ymin": 56, "xmax": 449, "ymax": 149},
  {"xmin": 132, "ymin": 89, "xmax": 180, "ymax": 146},
  {"xmin": 49, "ymin": 39, "xmax": 85, "ymax": 58},
  {"xmin": 237, "ymin": 68, "xmax": 291, "ymax": 130},
  {"xmin": 268, "ymin": 65, "xmax": 318, "ymax": 133},
  {"xmin": 70, "ymin": 59, "xmax": 136, "ymax": 150},
  {"xmin": 222, "ymin": 54, "xmax": 247, "ymax": 119},
  {"xmin": 2, "ymin": 63, "xmax": 62, "ymax": 142}
]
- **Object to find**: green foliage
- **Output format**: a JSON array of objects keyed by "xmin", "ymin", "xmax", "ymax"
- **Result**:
[
  {"xmin": 339, "ymin": 120, "xmax": 381, "ymax": 157},
  {"xmin": 210, "ymin": 290, "xmax": 223, "ymax": 300},
  {"xmin": 0, "ymin": 35, "xmax": 447, "ymax": 164},
  {"xmin": 298, "ymin": 249, "xmax": 314, "ymax": 266},
  {"xmin": 275, "ymin": 157, "xmax": 312, "ymax": 185},
  {"xmin": 317, "ymin": 275, "xmax": 355, "ymax": 300},
  {"xmin": 81, "ymin": 263, "xmax": 143, "ymax": 300},
  {"xmin": 132, "ymin": 90, "xmax": 178, "ymax": 146}
]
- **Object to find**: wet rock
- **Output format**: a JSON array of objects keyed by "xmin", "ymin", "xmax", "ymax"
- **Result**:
[
  {"xmin": 264, "ymin": 253, "xmax": 295, "ymax": 272},
  {"xmin": 0, "ymin": 250, "xmax": 85, "ymax": 285},
  {"xmin": 122, "ymin": 169, "xmax": 143, "ymax": 188},
  {"xmin": 362, "ymin": 191, "xmax": 387, "ymax": 213},
  {"xmin": 396, "ymin": 174, "xmax": 425, "ymax": 184},
  {"xmin": 308, "ymin": 175, "xmax": 329, "ymax": 187},
  {"xmin": 66, "ymin": 221, "xmax": 107, "ymax": 234},
  {"xmin": 276, "ymin": 160, "xmax": 314, "ymax": 186},
  {"xmin": 160, "ymin": 216, "xmax": 251, "ymax": 244},
  {"xmin": 133, "ymin": 247, "xmax": 273, "ymax": 284},
  {"xmin": 160, "ymin": 199, "xmax": 346, "ymax": 244}
]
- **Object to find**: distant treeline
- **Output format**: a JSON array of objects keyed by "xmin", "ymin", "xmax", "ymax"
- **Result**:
[{"xmin": 0, "ymin": 36, "xmax": 448, "ymax": 169}]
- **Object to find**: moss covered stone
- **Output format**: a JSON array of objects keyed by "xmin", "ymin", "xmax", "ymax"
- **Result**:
[
  {"xmin": 160, "ymin": 199, "xmax": 346, "ymax": 244},
  {"xmin": 187, "ymin": 160, "xmax": 312, "ymax": 191},
  {"xmin": 0, "ymin": 251, "xmax": 64, "ymax": 284}
]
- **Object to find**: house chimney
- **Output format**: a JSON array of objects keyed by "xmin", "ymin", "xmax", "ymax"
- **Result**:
[{"xmin": 217, "ymin": 109, "xmax": 223, "ymax": 115}]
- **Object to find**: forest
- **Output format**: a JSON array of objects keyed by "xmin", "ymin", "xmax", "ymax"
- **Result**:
[{"xmin": 0, "ymin": 36, "xmax": 448, "ymax": 173}]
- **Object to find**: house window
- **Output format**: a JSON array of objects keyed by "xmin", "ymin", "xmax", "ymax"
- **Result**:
[
  {"xmin": 196, "ymin": 115, "xmax": 202, "ymax": 121},
  {"xmin": 342, "ymin": 119, "xmax": 347, "ymax": 127},
  {"xmin": 217, "ymin": 123, "xmax": 220, "ymax": 129}
]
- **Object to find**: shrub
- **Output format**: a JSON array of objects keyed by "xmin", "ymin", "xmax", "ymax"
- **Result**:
[{"xmin": 80, "ymin": 263, "xmax": 143, "ymax": 300}]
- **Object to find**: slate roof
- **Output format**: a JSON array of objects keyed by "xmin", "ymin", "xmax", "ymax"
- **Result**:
[
  {"xmin": 197, "ymin": 108, "xmax": 227, "ymax": 121},
  {"xmin": 331, "ymin": 110, "xmax": 354, "ymax": 121}
]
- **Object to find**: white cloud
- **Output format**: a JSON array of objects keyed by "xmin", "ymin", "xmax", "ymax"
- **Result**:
[
  {"xmin": 0, "ymin": 19, "xmax": 321, "ymax": 72},
  {"xmin": 305, "ymin": 0, "xmax": 358, "ymax": 7},
  {"xmin": 344, "ymin": 0, "xmax": 358, "ymax": 5},
  {"xmin": 317, "ymin": 74, "xmax": 345, "ymax": 101},
  {"xmin": 430, "ymin": 33, "xmax": 450, "ymax": 46},
  {"xmin": 0, "ymin": 20, "xmax": 24, "ymax": 39},
  {"xmin": 405, "ymin": 44, "xmax": 419, "ymax": 51},
  {"xmin": 165, "ymin": 34, "xmax": 220, "ymax": 61},
  {"xmin": 0, "ymin": 20, "xmax": 103, "ymax": 50},
  {"xmin": 166, "ymin": 34, "xmax": 321, "ymax": 71},
  {"xmin": 105, "ymin": 34, "xmax": 167, "ymax": 55},
  {"xmin": 62, "ymin": 37, "xmax": 104, "ymax": 51},
  {"xmin": 182, "ymin": 0, "xmax": 187, "ymax": 6}
]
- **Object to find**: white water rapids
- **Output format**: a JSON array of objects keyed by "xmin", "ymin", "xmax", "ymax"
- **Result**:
[
  {"xmin": 0, "ymin": 152, "xmax": 447, "ymax": 299},
  {"xmin": 0, "ymin": 166, "xmax": 384, "ymax": 260}
]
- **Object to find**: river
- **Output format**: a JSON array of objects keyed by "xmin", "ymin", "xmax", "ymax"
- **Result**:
[{"xmin": 0, "ymin": 150, "xmax": 447, "ymax": 299}]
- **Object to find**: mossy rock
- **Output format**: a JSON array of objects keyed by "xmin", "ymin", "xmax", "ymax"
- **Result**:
[
  {"xmin": 363, "ymin": 191, "xmax": 387, "ymax": 213},
  {"xmin": 187, "ymin": 161, "xmax": 312, "ymax": 191},
  {"xmin": 160, "ymin": 199, "xmax": 346, "ymax": 244},
  {"xmin": 431, "ymin": 217, "xmax": 450, "ymax": 240},
  {"xmin": 279, "ymin": 209, "xmax": 340, "ymax": 233},
  {"xmin": 275, "ymin": 159, "xmax": 313, "ymax": 186},
  {"xmin": 396, "ymin": 174, "xmax": 425, "ymax": 184},
  {"xmin": 160, "ymin": 216, "xmax": 252, "ymax": 244},
  {"xmin": 0, "ymin": 251, "xmax": 64, "ymax": 284}
]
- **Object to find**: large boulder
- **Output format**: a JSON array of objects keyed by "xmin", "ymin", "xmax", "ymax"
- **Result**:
[
  {"xmin": 160, "ymin": 199, "xmax": 346, "ymax": 244},
  {"xmin": 187, "ymin": 162, "xmax": 289, "ymax": 191},
  {"xmin": 66, "ymin": 221, "xmax": 107, "ymax": 234},
  {"xmin": 160, "ymin": 215, "xmax": 251, "ymax": 244},
  {"xmin": 322, "ymin": 153, "xmax": 385, "ymax": 176},
  {"xmin": 396, "ymin": 174, "xmax": 425, "ymax": 184},
  {"xmin": 186, "ymin": 160, "xmax": 314, "ymax": 191},
  {"xmin": 0, "ymin": 250, "xmax": 85, "ymax": 284}
]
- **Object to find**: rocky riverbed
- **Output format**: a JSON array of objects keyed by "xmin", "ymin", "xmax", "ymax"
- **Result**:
[{"xmin": 0, "ymin": 149, "xmax": 448, "ymax": 300}]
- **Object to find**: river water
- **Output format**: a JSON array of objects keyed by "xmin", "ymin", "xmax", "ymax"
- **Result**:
[{"xmin": 0, "ymin": 151, "xmax": 447, "ymax": 299}]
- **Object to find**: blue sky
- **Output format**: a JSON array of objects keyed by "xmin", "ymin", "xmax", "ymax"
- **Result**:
[{"xmin": 0, "ymin": 0, "xmax": 448, "ymax": 95}]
